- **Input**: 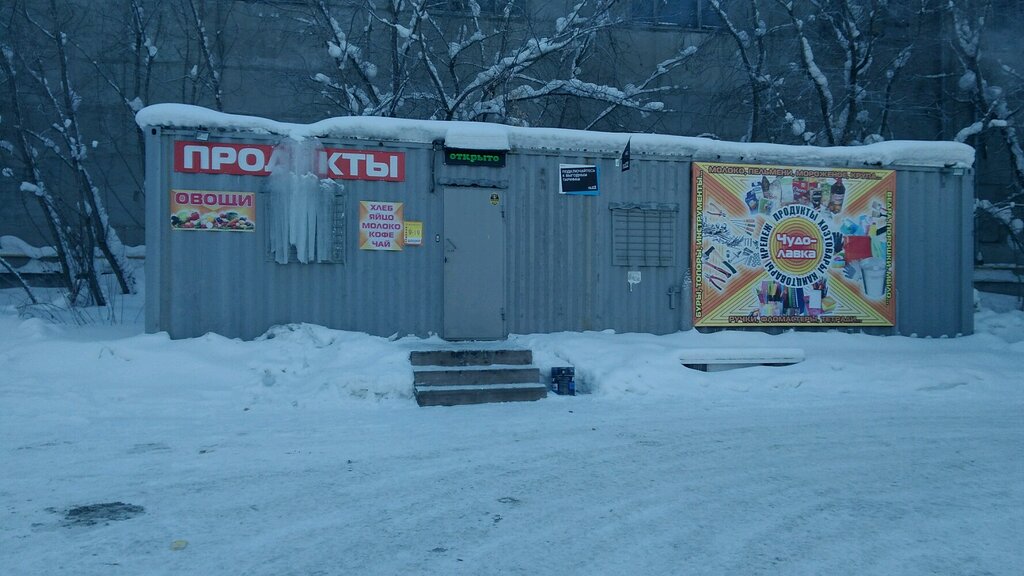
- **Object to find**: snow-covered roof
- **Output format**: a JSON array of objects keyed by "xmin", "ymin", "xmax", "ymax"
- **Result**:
[
  {"xmin": 444, "ymin": 124, "xmax": 510, "ymax": 151},
  {"xmin": 136, "ymin": 104, "xmax": 975, "ymax": 169}
]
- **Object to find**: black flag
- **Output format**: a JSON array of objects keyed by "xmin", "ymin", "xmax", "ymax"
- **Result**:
[{"xmin": 621, "ymin": 138, "xmax": 631, "ymax": 172}]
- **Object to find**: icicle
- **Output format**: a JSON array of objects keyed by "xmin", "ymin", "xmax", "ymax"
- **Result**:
[{"xmin": 268, "ymin": 137, "xmax": 334, "ymax": 264}]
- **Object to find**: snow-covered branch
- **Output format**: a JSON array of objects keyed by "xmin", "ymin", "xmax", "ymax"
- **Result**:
[
  {"xmin": 778, "ymin": 0, "xmax": 837, "ymax": 144},
  {"xmin": 21, "ymin": 1, "xmax": 137, "ymax": 299},
  {"xmin": 813, "ymin": 0, "xmax": 880, "ymax": 144},
  {"xmin": 583, "ymin": 46, "xmax": 698, "ymax": 131},
  {"xmin": 186, "ymin": 0, "xmax": 222, "ymax": 111},
  {"xmin": 709, "ymin": 0, "xmax": 776, "ymax": 141},
  {"xmin": 947, "ymin": 0, "xmax": 1024, "ymax": 268},
  {"xmin": 448, "ymin": 2, "xmax": 613, "ymax": 116},
  {"xmin": 129, "ymin": 0, "xmax": 158, "ymax": 109},
  {"xmin": 876, "ymin": 46, "xmax": 912, "ymax": 141},
  {"xmin": 1, "ymin": 42, "xmax": 82, "ymax": 302},
  {"xmin": 949, "ymin": 0, "xmax": 1024, "ymax": 193},
  {"xmin": 772, "ymin": 0, "xmax": 910, "ymax": 146},
  {"xmin": 307, "ymin": 0, "xmax": 689, "ymax": 127},
  {"xmin": 313, "ymin": 0, "xmax": 385, "ymax": 115}
]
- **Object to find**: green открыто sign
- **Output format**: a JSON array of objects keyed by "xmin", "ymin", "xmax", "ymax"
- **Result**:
[{"xmin": 443, "ymin": 148, "xmax": 506, "ymax": 168}]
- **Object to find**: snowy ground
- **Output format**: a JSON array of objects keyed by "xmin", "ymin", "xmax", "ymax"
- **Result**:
[{"xmin": 1, "ymin": 282, "xmax": 1022, "ymax": 575}]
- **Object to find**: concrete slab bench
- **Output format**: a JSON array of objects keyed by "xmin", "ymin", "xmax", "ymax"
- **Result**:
[{"xmin": 680, "ymin": 347, "xmax": 805, "ymax": 372}]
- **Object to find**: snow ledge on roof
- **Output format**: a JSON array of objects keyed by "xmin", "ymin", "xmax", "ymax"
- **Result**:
[{"xmin": 136, "ymin": 104, "xmax": 975, "ymax": 169}]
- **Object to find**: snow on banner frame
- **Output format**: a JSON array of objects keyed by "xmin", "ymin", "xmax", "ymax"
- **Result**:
[{"xmin": 692, "ymin": 162, "xmax": 896, "ymax": 327}]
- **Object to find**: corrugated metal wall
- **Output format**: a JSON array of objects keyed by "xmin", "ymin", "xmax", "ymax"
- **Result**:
[
  {"xmin": 894, "ymin": 167, "xmax": 974, "ymax": 337},
  {"xmin": 503, "ymin": 153, "xmax": 690, "ymax": 335},
  {"xmin": 147, "ymin": 129, "xmax": 443, "ymax": 339},
  {"xmin": 146, "ymin": 127, "xmax": 971, "ymax": 340}
]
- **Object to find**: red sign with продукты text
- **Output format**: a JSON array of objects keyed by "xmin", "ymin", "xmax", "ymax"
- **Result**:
[{"xmin": 173, "ymin": 141, "xmax": 405, "ymax": 181}]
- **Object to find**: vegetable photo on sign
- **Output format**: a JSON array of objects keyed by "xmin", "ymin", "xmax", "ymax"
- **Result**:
[{"xmin": 170, "ymin": 190, "xmax": 255, "ymax": 232}]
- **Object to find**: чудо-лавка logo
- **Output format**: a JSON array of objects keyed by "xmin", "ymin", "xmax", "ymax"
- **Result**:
[{"xmin": 758, "ymin": 205, "xmax": 834, "ymax": 287}]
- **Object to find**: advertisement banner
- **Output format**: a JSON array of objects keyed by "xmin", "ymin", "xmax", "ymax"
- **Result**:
[
  {"xmin": 559, "ymin": 164, "xmax": 599, "ymax": 195},
  {"xmin": 404, "ymin": 221, "xmax": 423, "ymax": 246},
  {"xmin": 170, "ymin": 189, "xmax": 255, "ymax": 232},
  {"xmin": 692, "ymin": 162, "xmax": 895, "ymax": 327},
  {"xmin": 359, "ymin": 201, "xmax": 404, "ymax": 251}
]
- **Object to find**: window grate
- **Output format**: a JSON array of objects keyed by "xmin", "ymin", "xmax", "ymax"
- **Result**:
[
  {"xmin": 610, "ymin": 202, "xmax": 678, "ymax": 267},
  {"xmin": 330, "ymin": 190, "xmax": 346, "ymax": 263}
]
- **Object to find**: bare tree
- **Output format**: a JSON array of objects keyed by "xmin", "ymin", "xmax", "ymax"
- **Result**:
[
  {"xmin": 773, "ymin": 0, "xmax": 914, "ymax": 145},
  {"xmin": 1, "ymin": 1, "xmax": 138, "ymax": 306},
  {"xmin": 166, "ymin": 0, "xmax": 231, "ymax": 109},
  {"xmin": 32, "ymin": 0, "xmax": 136, "ymax": 295},
  {"xmin": 184, "ymin": 0, "xmax": 223, "ymax": 111},
  {"xmin": 708, "ymin": 0, "xmax": 783, "ymax": 142},
  {"xmin": 75, "ymin": 1, "xmax": 161, "ymax": 151},
  {"xmin": 309, "ymin": 0, "xmax": 697, "ymax": 126},
  {"xmin": 948, "ymin": 0, "xmax": 1024, "ymax": 299},
  {"xmin": 2, "ymin": 44, "xmax": 91, "ymax": 304},
  {"xmin": 949, "ymin": 0, "xmax": 1024, "ymax": 190}
]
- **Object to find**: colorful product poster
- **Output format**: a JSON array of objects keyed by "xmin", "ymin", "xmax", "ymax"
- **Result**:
[
  {"xmin": 170, "ymin": 189, "xmax": 255, "ymax": 232},
  {"xmin": 692, "ymin": 162, "xmax": 895, "ymax": 327},
  {"xmin": 359, "ymin": 201, "xmax": 404, "ymax": 251}
]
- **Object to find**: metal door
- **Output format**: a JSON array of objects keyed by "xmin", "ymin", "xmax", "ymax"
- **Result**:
[{"xmin": 443, "ymin": 187, "xmax": 505, "ymax": 340}]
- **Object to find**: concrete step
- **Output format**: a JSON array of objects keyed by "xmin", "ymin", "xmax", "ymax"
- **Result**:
[
  {"xmin": 414, "ymin": 383, "xmax": 548, "ymax": 407},
  {"xmin": 409, "ymin": 349, "xmax": 533, "ymax": 367},
  {"xmin": 413, "ymin": 365, "xmax": 541, "ymax": 386}
]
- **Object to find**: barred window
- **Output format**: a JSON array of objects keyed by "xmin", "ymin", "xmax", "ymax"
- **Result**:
[{"xmin": 610, "ymin": 202, "xmax": 678, "ymax": 267}]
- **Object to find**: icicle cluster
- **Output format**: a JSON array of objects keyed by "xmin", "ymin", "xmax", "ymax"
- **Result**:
[{"xmin": 268, "ymin": 139, "xmax": 336, "ymax": 264}]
